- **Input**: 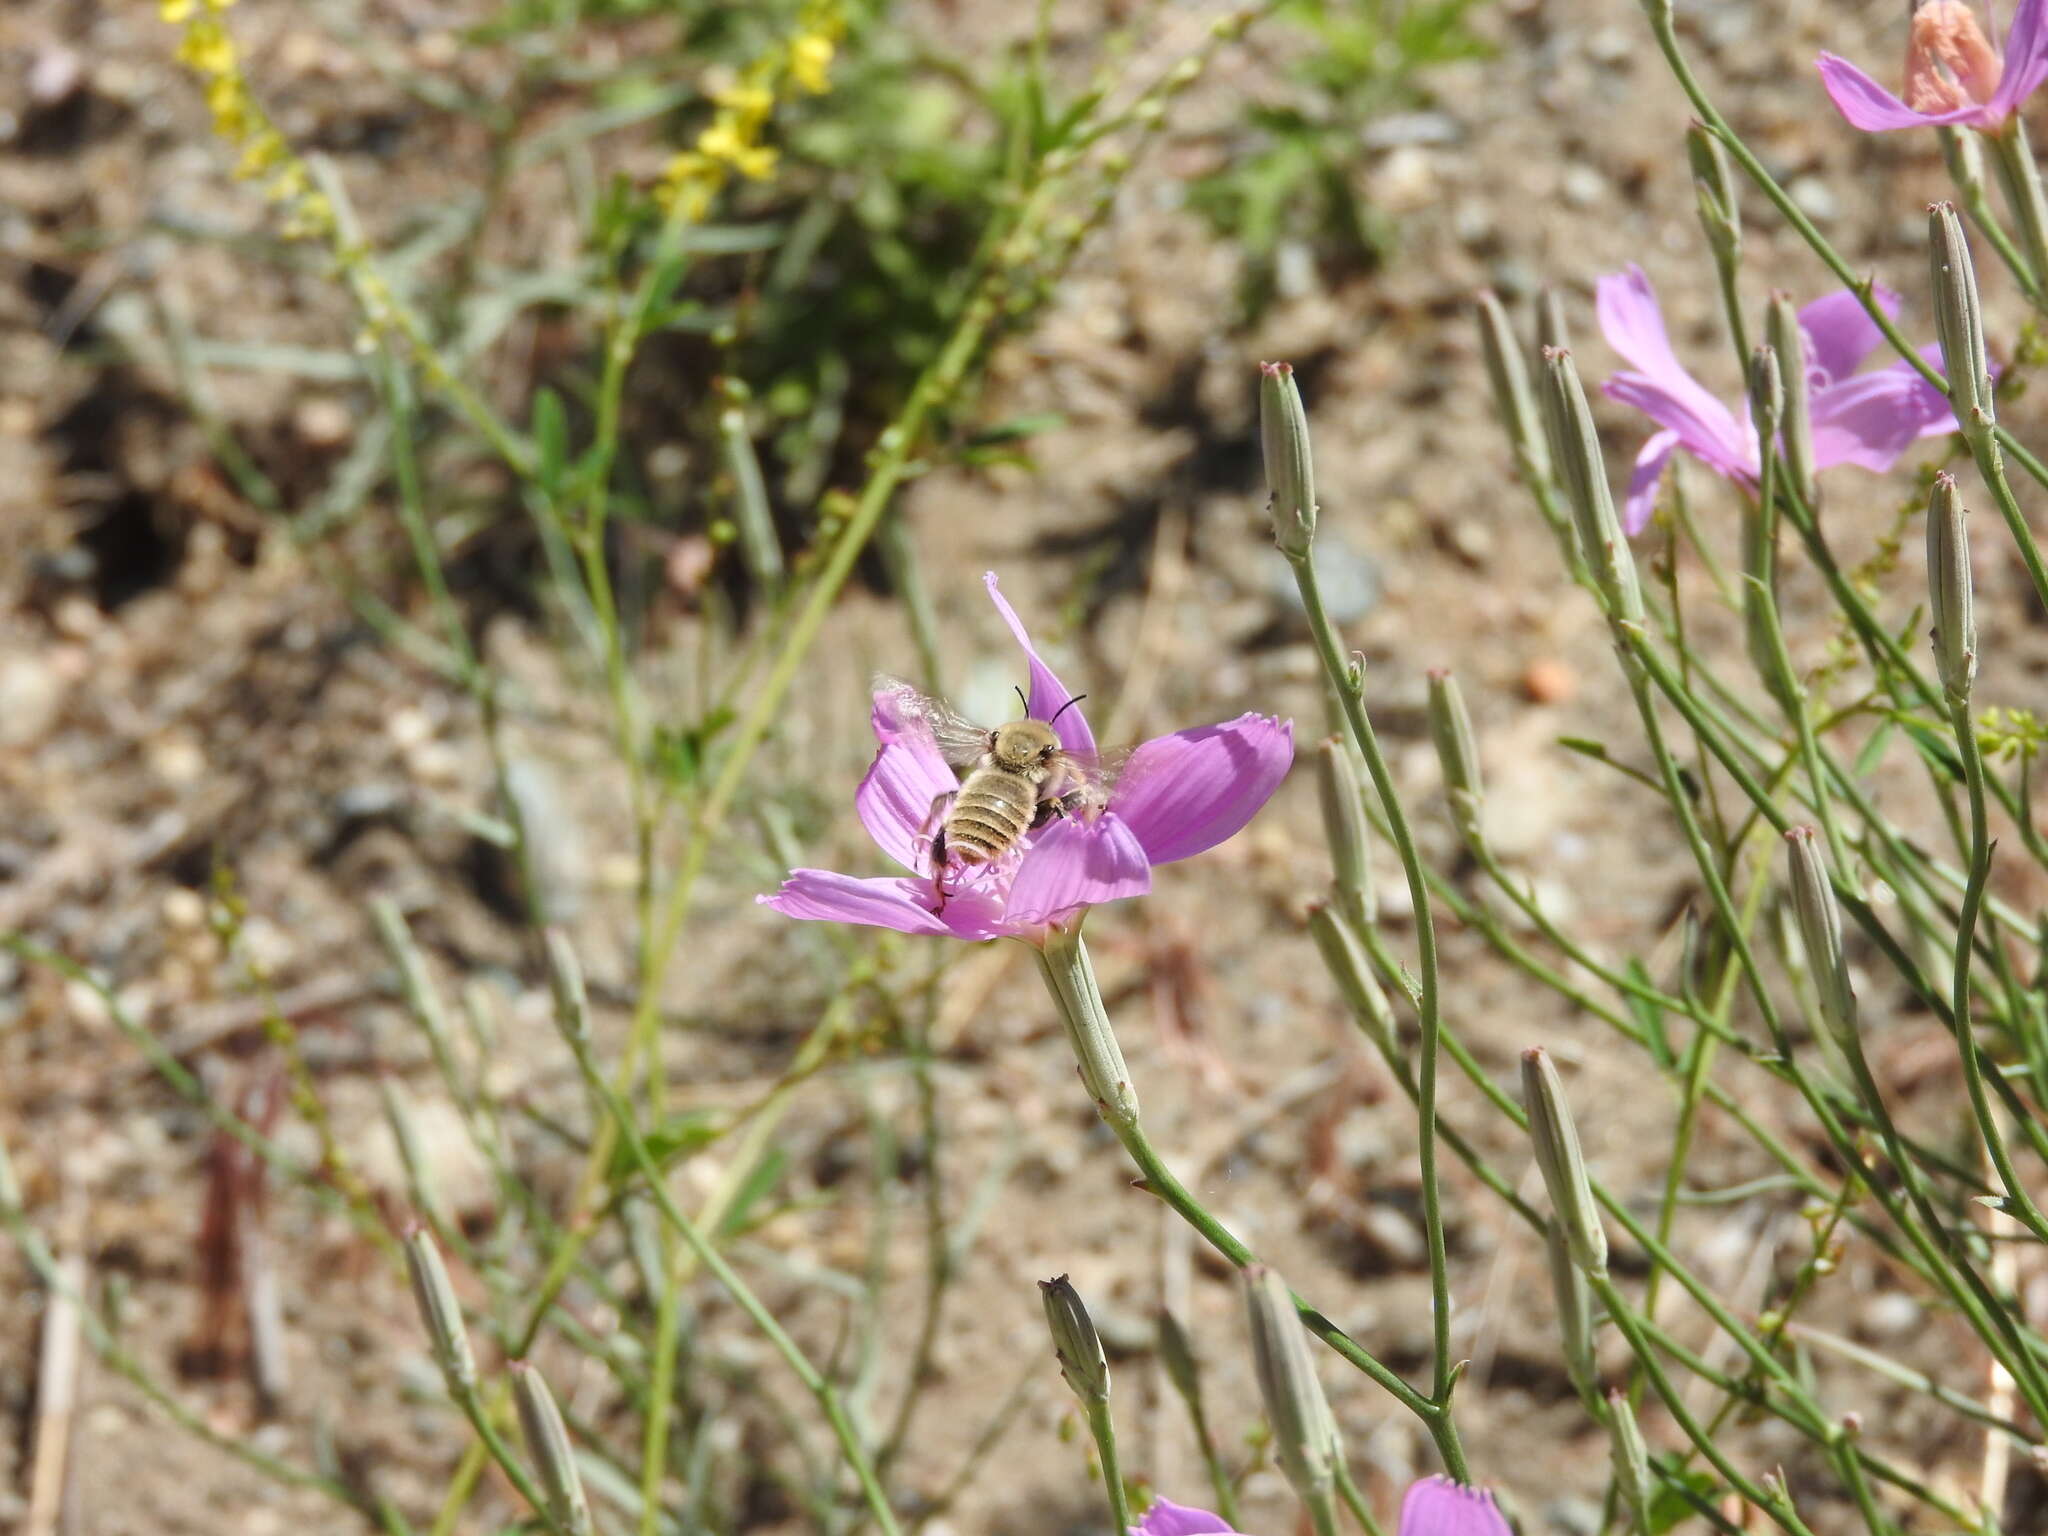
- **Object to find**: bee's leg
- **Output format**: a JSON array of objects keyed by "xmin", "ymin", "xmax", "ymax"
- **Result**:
[
  {"xmin": 921, "ymin": 792, "xmax": 957, "ymax": 911},
  {"xmin": 1031, "ymin": 790, "xmax": 1092, "ymax": 830}
]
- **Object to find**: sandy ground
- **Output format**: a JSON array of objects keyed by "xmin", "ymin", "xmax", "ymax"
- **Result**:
[{"xmin": 4, "ymin": 0, "xmax": 2046, "ymax": 1530}]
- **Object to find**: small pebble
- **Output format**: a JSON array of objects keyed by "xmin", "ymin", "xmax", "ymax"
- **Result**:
[{"xmin": 1521, "ymin": 658, "xmax": 1576, "ymax": 704}]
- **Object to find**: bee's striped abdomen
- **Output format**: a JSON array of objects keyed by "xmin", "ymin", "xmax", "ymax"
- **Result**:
[{"xmin": 946, "ymin": 768, "xmax": 1037, "ymax": 863}]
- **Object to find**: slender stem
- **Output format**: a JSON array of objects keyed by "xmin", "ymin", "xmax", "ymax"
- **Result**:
[
  {"xmin": 1989, "ymin": 118, "xmax": 2048, "ymax": 293},
  {"xmin": 1082, "ymin": 1398, "xmax": 1131, "ymax": 1535},
  {"xmin": 1283, "ymin": 550, "xmax": 1457, "ymax": 1413},
  {"xmin": 1948, "ymin": 696, "xmax": 2048, "ymax": 1242},
  {"xmin": 563, "ymin": 1029, "xmax": 903, "ymax": 1535},
  {"xmin": 1333, "ymin": 1463, "xmax": 1388, "ymax": 1536}
]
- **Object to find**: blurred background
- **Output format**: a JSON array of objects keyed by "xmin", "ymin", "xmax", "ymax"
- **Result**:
[{"xmin": 3, "ymin": 0, "xmax": 2036, "ymax": 1531}]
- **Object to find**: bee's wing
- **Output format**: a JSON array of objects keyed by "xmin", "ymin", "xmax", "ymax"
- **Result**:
[
  {"xmin": 1054, "ymin": 745, "xmax": 1133, "ymax": 810},
  {"xmin": 873, "ymin": 675, "xmax": 991, "ymax": 771}
]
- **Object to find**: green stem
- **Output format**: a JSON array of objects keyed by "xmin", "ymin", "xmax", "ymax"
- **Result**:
[
  {"xmin": 563, "ymin": 1030, "xmax": 902, "ymax": 1535},
  {"xmin": 1082, "ymin": 1398, "xmax": 1131, "ymax": 1535},
  {"xmin": 1283, "ymin": 550, "xmax": 1457, "ymax": 1413},
  {"xmin": 1988, "ymin": 118, "xmax": 2048, "ymax": 293}
]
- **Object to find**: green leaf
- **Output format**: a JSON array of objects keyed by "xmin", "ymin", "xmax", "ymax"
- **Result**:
[{"xmin": 610, "ymin": 1111, "xmax": 721, "ymax": 1184}]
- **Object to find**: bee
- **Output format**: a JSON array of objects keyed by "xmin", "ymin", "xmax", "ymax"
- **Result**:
[{"xmin": 879, "ymin": 678, "xmax": 1117, "ymax": 905}]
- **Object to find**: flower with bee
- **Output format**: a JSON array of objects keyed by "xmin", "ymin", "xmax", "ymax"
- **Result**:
[{"xmin": 760, "ymin": 573, "xmax": 1294, "ymax": 943}]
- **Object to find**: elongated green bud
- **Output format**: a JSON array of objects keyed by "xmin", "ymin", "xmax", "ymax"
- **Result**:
[
  {"xmin": 1157, "ymin": 1307, "xmax": 1201, "ymax": 1404},
  {"xmin": 543, "ymin": 927, "xmax": 589, "ymax": 1043},
  {"xmin": 1536, "ymin": 285, "xmax": 1571, "ymax": 354},
  {"xmin": 1259, "ymin": 361, "xmax": 1317, "ymax": 559},
  {"xmin": 1039, "ymin": 928, "xmax": 1140, "ymax": 1128},
  {"xmin": 1606, "ymin": 1387, "xmax": 1653, "ymax": 1533},
  {"xmin": 1242, "ymin": 1266, "xmax": 1341, "ymax": 1510},
  {"xmin": 1426, "ymin": 669, "xmax": 1484, "ymax": 849},
  {"xmin": 1747, "ymin": 344, "xmax": 1783, "ymax": 447},
  {"xmin": 1521, "ymin": 1047, "xmax": 1607, "ymax": 1277},
  {"xmin": 1314, "ymin": 738, "xmax": 1375, "ymax": 929},
  {"xmin": 1308, "ymin": 902, "xmax": 1398, "ymax": 1059},
  {"xmin": 1939, "ymin": 124, "xmax": 1989, "ymax": 211},
  {"xmin": 1687, "ymin": 121, "xmax": 1741, "ymax": 267},
  {"xmin": 403, "ymin": 1223, "xmax": 476, "ymax": 1395},
  {"xmin": 1039, "ymin": 1275, "xmax": 1111, "ymax": 1404},
  {"xmin": 1784, "ymin": 826, "xmax": 1856, "ymax": 1045},
  {"xmin": 1544, "ymin": 1218, "xmax": 1597, "ymax": 1406},
  {"xmin": 1929, "ymin": 201, "xmax": 1994, "ymax": 428},
  {"xmin": 1763, "ymin": 294, "xmax": 1817, "ymax": 507},
  {"xmin": 1476, "ymin": 289, "xmax": 1552, "ymax": 486},
  {"xmin": 1540, "ymin": 347, "xmax": 1644, "ymax": 624},
  {"xmin": 1926, "ymin": 472, "xmax": 1977, "ymax": 705},
  {"xmin": 511, "ymin": 1360, "xmax": 595, "ymax": 1536}
]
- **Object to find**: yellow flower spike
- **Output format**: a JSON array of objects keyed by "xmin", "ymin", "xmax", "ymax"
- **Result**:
[
  {"xmin": 734, "ymin": 144, "xmax": 778, "ymax": 180},
  {"xmin": 712, "ymin": 81, "xmax": 774, "ymax": 120},
  {"xmin": 789, "ymin": 32, "xmax": 834, "ymax": 93}
]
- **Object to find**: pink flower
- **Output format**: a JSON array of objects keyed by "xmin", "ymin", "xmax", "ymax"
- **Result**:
[
  {"xmin": 1398, "ymin": 1476, "xmax": 1515, "ymax": 1536},
  {"xmin": 1127, "ymin": 1479, "xmax": 1513, "ymax": 1536},
  {"xmin": 759, "ymin": 573, "xmax": 1293, "ymax": 943},
  {"xmin": 1130, "ymin": 1500, "xmax": 1239, "ymax": 1536},
  {"xmin": 1597, "ymin": 264, "xmax": 1959, "ymax": 534},
  {"xmin": 1818, "ymin": 0, "xmax": 2048, "ymax": 132}
]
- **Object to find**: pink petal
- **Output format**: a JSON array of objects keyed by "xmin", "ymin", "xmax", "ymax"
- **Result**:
[
  {"xmin": 983, "ymin": 571, "xmax": 1097, "ymax": 757},
  {"xmin": 1622, "ymin": 428, "xmax": 1681, "ymax": 537},
  {"xmin": 1795, "ymin": 286, "xmax": 1901, "ymax": 383},
  {"xmin": 1809, "ymin": 359, "xmax": 1960, "ymax": 471},
  {"xmin": 1113, "ymin": 714, "xmax": 1294, "ymax": 866},
  {"xmin": 759, "ymin": 871, "xmax": 956, "ymax": 936},
  {"xmin": 1129, "ymin": 1498, "xmax": 1239, "ymax": 1535},
  {"xmin": 1816, "ymin": 52, "xmax": 1988, "ymax": 129},
  {"xmin": 1397, "ymin": 1476, "xmax": 1514, "ymax": 1536},
  {"xmin": 759, "ymin": 870, "xmax": 1010, "ymax": 941},
  {"xmin": 1994, "ymin": 0, "xmax": 2048, "ymax": 115},
  {"xmin": 856, "ymin": 737, "xmax": 959, "ymax": 875},
  {"xmin": 1603, "ymin": 373, "xmax": 1755, "ymax": 481},
  {"xmin": 1595, "ymin": 268, "xmax": 1748, "ymax": 447},
  {"xmin": 1005, "ymin": 813, "xmax": 1150, "ymax": 926}
]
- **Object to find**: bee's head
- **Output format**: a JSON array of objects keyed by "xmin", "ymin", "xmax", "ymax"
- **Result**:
[{"xmin": 989, "ymin": 719, "xmax": 1061, "ymax": 773}]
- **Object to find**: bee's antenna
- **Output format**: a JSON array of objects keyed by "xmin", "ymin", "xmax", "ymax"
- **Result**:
[
  {"xmin": 1014, "ymin": 685, "xmax": 1030, "ymax": 718},
  {"xmin": 1047, "ymin": 693, "xmax": 1088, "ymax": 727}
]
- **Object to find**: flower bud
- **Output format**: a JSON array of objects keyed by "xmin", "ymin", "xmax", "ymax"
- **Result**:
[
  {"xmin": 1929, "ymin": 201, "xmax": 1994, "ymax": 429},
  {"xmin": 0, "ymin": 1133, "xmax": 20, "ymax": 1212},
  {"xmin": 1157, "ymin": 1307, "xmax": 1201, "ymax": 1404},
  {"xmin": 1314, "ymin": 738, "xmax": 1375, "ymax": 929},
  {"xmin": 1426, "ymin": 669, "xmax": 1484, "ymax": 849},
  {"xmin": 1521, "ymin": 1047, "xmax": 1607, "ymax": 1277},
  {"xmin": 1476, "ymin": 290, "xmax": 1552, "ymax": 486},
  {"xmin": 1545, "ymin": 1218, "xmax": 1597, "ymax": 1405},
  {"xmin": 1687, "ymin": 121, "xmax": 1741, "ymax": 267},
  {"xmin": 1784, "ymin": 826, "xmax": 1856, "ymax": 1046},
  {"xmin": 1939, "ymin": 125, "xmax": 1989, "ymax": 212},
  {"xmin": 403, "ymin": 1222, "xmax": 477, "ymax": 1395},
  {"xmin": 1926, "ymin": 472, "xmax": 1977, "ymax": 705},
  {"xmin": 1540, "ymin": 347, "xmax": 1644, "ymax": 625},
  {"xmin": 1242, "ymin": 1265, "xmax": 1341, "ymax": 1508},
  {"xmin": 1259, "ymin": 361, "xmax": 1317, "ymax": 559},
  {"xmin": 543, "ymin": 927, "xmax": 589, "ymax": 1043},
  {"xmin": 1606, "ymin": 1387, "xmax": 1653, "ymax": 1532},
  {"xmin": 1747, "ymin": 344, "xmax": 1783, "ymax": 447},
  {"xmin": 1763, "ymin": 293, "xmax": 1818, "ymax": 507},
  {"xmin": 1040, "ymin": 930, "xmax": 1140, "ymax": 1129},
  {"xmin": 511, "ymin": 1360, "xmax": 595, "ymax": 1536},
  {"xmin": 1536, "ymin": 285, "xmax": 1572, "ymax": 354},
  {"xmin": 1039, "ymin": 1275, "xmax": 1111, "ymax": 1405},
  {"xmin": 1308, "ymin": 902, "xmax": 1398, "ymax": 1060}
]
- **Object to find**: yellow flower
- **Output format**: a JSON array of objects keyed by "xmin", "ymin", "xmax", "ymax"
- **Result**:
[
  {"xmin": 788, "ymin": 32, "xmax": 833, "ymax": 94},
  {"xmin": 177, "ymin": 22, "xmax": 237, "ymax": 76},
  {"xmin": 712, "ymin": 81, "xmax": 774, "ymax": 122},
  {"xmin": 161, "ymin": 0, "xmax": 197, "ymax": 21}
]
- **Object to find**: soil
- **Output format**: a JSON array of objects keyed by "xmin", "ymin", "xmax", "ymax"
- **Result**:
[{"xmin": 4, "ymin": 0, "xmax": 2046, "ymax": 1532}]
